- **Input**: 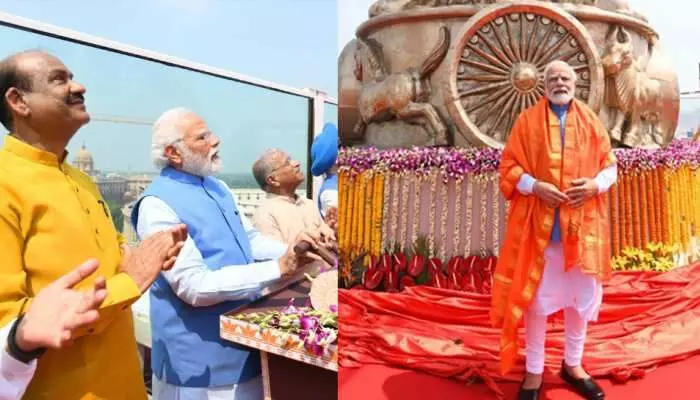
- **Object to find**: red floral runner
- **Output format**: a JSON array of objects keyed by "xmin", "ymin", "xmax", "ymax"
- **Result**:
[{"xmin": 339, "ymin": 262, "xmax": 700, "ymax": 397}]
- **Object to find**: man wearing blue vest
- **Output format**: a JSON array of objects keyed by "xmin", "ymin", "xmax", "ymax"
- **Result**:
[
  {"xmin": 310, "ymin": 123, "xmax": 338, "ymax": 221},
  {"xmin": 131, "ymin": 107, "xmax": 320, "ymax": 400}
]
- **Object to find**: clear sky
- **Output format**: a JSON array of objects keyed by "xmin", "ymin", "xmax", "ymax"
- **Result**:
[
  {"xmin": 0, "ymin": 0, "xmax": 338, "ymax": 175},
  {"xmin": 338, "ymin": 0, "xmax": 699, "ymax": 121}
]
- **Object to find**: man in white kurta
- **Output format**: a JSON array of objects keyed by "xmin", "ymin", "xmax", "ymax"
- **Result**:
[{"xmin": 135, "ymin": 108, "xmax": 319, "ymax": 400}]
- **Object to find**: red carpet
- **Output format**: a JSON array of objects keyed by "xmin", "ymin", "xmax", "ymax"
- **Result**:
[
  {"xmin": 339, "ymin": 262, "xmax": 700, "ymax": 398},
  {"xmin": 339, "ymin": 353, "xmax": 700, "ymax": 399}
]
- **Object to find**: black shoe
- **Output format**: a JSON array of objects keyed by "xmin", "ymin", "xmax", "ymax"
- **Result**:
[
  {"xmin": 516, "ymin": 379, "xmax": 542, "ymax": 400},
  {"xmin": 559, "ymin": 361, "xmax": 605, "ymax": 400}
]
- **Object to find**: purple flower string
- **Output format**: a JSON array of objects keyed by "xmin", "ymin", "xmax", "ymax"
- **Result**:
[{"xmin": 339, "ymin": 140, "xmax": 699, "ymax": 177}]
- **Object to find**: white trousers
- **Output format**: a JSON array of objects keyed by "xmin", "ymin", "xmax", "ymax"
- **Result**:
[
  {"xmin": 151, "ymin": 374, "xmax": 263, "ymax": 400},
  {"xmin": 524, "ymin": 307, "xmax": 588, "ymax": 374}
]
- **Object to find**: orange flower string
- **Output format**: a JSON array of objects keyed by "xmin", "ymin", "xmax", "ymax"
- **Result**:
[
  {"xmin": 610, "ymin": 182, "xmax": 620, "ymax": 256},
  {"xmin": 623, "ymin": 174, "xmax": 634, "ymax": 248},
  {"xmin": 646, "ymin": 171, "xmax": 657, "ymax": 244},
  {"xmin": 639, "ymin": 172, "xmax": 649, "ymax": 248}
]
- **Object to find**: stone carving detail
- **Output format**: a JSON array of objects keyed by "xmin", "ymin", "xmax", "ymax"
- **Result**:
[
  {"xmin": 369, "ymin": 0, "xmax": 646, "ymax": 19},
  {"xmin": 445, "ymin": 4, "xmax": 603, "ymax": 148},
  {"xmin": 353, "ymin": 26, "xmax": 451, "ymax": 146},
  {"xmin": 601, "ymin": 26, "xmax": 677, "ymax": 147}
]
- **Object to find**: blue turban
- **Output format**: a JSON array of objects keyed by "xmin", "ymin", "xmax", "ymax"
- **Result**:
[{"xmin": 310, "ymin": 123, "xmax": 338, "ymax": 177}]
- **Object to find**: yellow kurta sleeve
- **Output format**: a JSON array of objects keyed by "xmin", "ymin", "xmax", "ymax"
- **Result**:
[
  {"xmin": 0, "ymin": 195, "xmax": 30, "ymax": 327},
  {"xmin": 0, "ymin": 191, "xmax": 141, "ymax": 337}
]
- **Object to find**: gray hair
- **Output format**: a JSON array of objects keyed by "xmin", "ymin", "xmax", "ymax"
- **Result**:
[
  {"xmin": 543, "ymin": 60, "xmax": 577, "ymax": 83},
  {"xmin": 151, "ymin": 107, "xmax": 193, "ymax": 170},
  {"xmin": 252, "ymin": 148, "xmax": 283, "ymax": 190}
]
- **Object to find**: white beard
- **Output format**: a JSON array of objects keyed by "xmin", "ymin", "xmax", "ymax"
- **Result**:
[
  {"xmin": 547, "ymin": 91, "xmax": 574, "ymax": 105},
  {"xmin": 177, "ymin": 144, "xmax": 222, "ymax": 177}
]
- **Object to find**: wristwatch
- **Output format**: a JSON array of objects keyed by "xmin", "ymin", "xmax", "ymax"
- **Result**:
[{"xmin": 6, "ymin": 315, "xmax": 46, "ymax": 364}]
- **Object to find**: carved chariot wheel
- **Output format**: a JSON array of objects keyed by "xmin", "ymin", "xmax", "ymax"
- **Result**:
[{"xmin": 444, "ymin": 2, "xmax": 604, "ymax": 149}]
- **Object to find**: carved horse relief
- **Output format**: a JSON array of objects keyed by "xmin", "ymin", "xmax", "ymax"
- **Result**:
[
  {"xmin": 601, "ymin": 26, "xmax": 677, "ymax": 147},
  {"xmin": 353, "ymin": 26, "xmax": 452, "ymax": 146}
]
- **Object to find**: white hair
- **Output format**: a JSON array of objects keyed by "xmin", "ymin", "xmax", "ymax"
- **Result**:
[
  {"xmin": 252, "ymin": 148, "xmax": 284, "ymax": 190},
  {"xmin": 151, "ymin": 107, "xmax": 194, "ymax": 170},
  {"xmin": 543, "ymin": 60, "xmax": 577, "ymax": 83}
]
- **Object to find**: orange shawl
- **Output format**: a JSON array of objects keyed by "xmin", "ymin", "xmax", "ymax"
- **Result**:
[{"xmin": 490, "ymin": 98, "xmax": 616, "ymax": 375}]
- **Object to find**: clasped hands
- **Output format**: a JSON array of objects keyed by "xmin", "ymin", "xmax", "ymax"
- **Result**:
[
  {"xmin": 279, "ymin": 227, "xmax": 337, "ymax": 277},
  {"xmin": 533, "ymin": 178, "xmax": 598, "ymax": 209}
]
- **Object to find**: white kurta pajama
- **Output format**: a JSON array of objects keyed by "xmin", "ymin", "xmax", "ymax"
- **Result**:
[{"xmin": 517, "ymin": 166, "xmax": 616, "ymax": 373}]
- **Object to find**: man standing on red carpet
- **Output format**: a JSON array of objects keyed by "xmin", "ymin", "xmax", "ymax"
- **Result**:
[{"xmin": 491, "ymin": 60, "xmax": 617, "ymax": 400}]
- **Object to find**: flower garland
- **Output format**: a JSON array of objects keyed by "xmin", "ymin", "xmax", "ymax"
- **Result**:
[
  {"xmin": 491, "ymin": 172, "xmax": 500, "ymax": 255},
  {"xmin": 429, "ymin": 171, "xmax": 438, "ymax": 258},
  {"xmin": 400, "ymin": 173, "xmax": 410, "ymax": 251},
  {"xmin": 479, "ymin": 177, "xmax": 488, "ymax": 252},
  {"xmin": 464, "ymin": 179, "xmax": 474, "ymax": 256},
  {"xmin": 337, "ymin": 140, "xmax": 699, "ymax": 263},
  {"xmin": 372, "ymin": 173, "xmax": 385, "ymax": 257},
  {"xmin": 439, "ymin": 178, "xmax": 449, "ymax": 260},
  {"xmin": 362, "ymin": 172, "xmax": 372, "ymax": 254},
  {"xmin": 411, "ymin": 176, "xmax": 421, "ymax": 247},
  {"xmin": 381, "ymin": 170, "xmax": 391, "ymax": 253},
  {"xmin": 453, "ymin": 179, "xmax": 462, "ymax": 256},
  {"xmin": 337, "ymin": 171, "xmax": 349, "ymax": 254}
]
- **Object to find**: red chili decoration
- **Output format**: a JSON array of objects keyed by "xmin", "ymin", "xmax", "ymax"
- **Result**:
[
  {"xmin": 428, "ymin": 258, "xmax": 443, "ymax": 275},
  {"xmin": 431, "ymin": 272, "xmax": 447, "ymax": 289},
  {"xmin": 472, "ymin": 257, "xmax": 485, "ymax": 294},
  {"xmin": 447, "ymin": 256, "xmax": 463, "ymax": 291},
  {"xmin": 379, "ymin": 253, "xmax": 392, "ymax": 272},
  {"xmin": 459, "ymin": 256, "xmax": 478, "ymax": 292},
  {"xmin": 393, "ymin": 252, "xmax": 407, "ymax": 274},
  {"xmin": 407, "ymin": 254, "xmax": 426, "ymax": 277},
  {"xmin": 399, "ymin": 275, "xmax": 415, "ymax": 291},
  {"xmin": 363, "ymin": 268, "xmax": 385, "ymax": 290},
  {"xmin": 385, "ymin": 270, "xmax": 399, "ymax": 292}
]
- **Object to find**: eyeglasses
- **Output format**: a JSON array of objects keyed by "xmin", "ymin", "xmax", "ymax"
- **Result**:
[
  {"xmin": 270, "ymin": 157, "xmax": 292, "ymax": 173},
  {"xmin": 170, "ymin": 131, "xmax": 214, "ymax": 146}
]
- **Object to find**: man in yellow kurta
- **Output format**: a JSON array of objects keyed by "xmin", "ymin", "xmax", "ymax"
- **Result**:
[
  {"xmin": 0, "ymin": 50, "xmax": 186, "ymax": 399},
  {"xmin": 491, "ymin": 61, "xmax": 616, "ymax": 400}
]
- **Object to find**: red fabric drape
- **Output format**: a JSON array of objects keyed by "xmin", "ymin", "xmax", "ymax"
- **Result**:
[{"xmin": 339, "ymin": 263, "xmax": 700, "ymax": 397}]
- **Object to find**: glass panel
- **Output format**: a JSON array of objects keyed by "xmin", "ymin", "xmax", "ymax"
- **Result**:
[
  {"xmin": 0, "ymin": 24, "xmax": 310, "ymax": 229},
  {"xmin": 324, "ymin": 101, "xmax": 338, "ymax": 127}
]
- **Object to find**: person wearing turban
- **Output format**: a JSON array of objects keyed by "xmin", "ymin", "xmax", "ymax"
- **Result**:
[{"xmin": 311, "ymin": 123, "xmax": 339, "ymax": 219}]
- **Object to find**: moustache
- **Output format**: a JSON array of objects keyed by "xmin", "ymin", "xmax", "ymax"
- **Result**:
[{"xmin": 66, "ymin": 94, "xmax": 85, "ymax": 105}]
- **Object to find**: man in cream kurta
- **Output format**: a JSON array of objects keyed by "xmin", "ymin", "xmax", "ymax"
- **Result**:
[
  {"xmin": 0, "ymin": 50, "xmax": 185, "ymax": 399},
  {"xmin": 251, "ymin": 149, "xmax": 335, "ymax": 246}
]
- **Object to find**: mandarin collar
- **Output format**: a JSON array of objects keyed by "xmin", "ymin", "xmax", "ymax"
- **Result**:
[
  {"xmin": 3, "ymin": 135, "xmax": 69, "ymax": 167},
  {"xmin": 160, "ymin": 166, "xmax": 205, "ymax": 184},
  {"xmin": 265, "ymin": 191, "xmax": 302, "ymax": 205}
]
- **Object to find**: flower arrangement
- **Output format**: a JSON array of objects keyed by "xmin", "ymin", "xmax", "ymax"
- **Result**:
[
  {"xmin": 233, "ymin": 300, "xmax": 337, "ymax": 357},
  {"xmin": 611, "ymin": 242, "xmax": 678, "ymax": 272},
  {"xmin": 337, "ymin": 140, "xmax": 699, "ymax": 263}
]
